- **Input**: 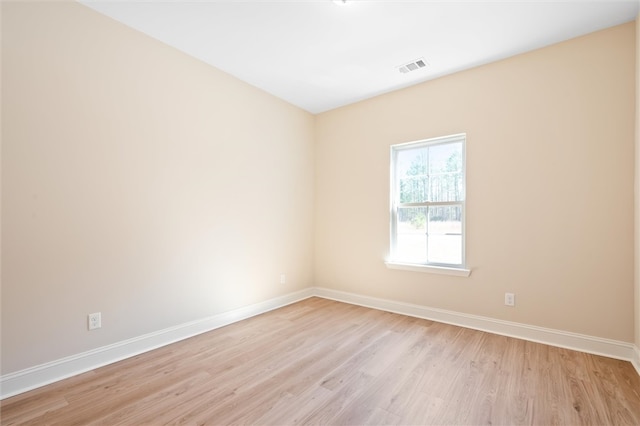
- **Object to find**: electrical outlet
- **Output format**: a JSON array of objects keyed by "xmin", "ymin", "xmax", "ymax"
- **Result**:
[
  {"xmin": 280, "ymin": 274, "xmax": 286, "ymax": 284},
  {"xmin": 88, "ymin": 312, "xmax": 101, "ymax": 330},
  {"xmin": 504, "ymin": 293, "xmax": 515, "ymax": 307}
]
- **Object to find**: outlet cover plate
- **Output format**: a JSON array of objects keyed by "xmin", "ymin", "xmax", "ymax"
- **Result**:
[
  {"xmin": 88, "ymin": 312, "xmax": 102, "ymax": 330},
  {"xmin": 504, "ymin": 293, "xmax": 515, "ymax": 307}
]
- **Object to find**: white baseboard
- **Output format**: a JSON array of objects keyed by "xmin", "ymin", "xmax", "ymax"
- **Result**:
[
  {"xmin": 2, "ymin": 285, "xmax": 638, "ymax": 400},
  {"xmin": 0, "ymin": 288, "xmax": 314, "ymax": 400},
  {"xmin": 313, "ymin": 287, "xmax": 638, "ymax": 364},
  {"xmin": 632, "ymin": 345, "xmax": 640, "ymax": 376}
]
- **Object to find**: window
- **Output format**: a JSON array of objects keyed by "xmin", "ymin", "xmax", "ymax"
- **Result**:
[{"xmin": 388, "ymin": 133, "xmax": 468, "ymax": 274}]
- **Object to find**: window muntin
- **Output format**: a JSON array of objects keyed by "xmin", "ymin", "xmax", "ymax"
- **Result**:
[{"xmin": 390, "ymin": 134, "xmax": 466, "ymax": 268}]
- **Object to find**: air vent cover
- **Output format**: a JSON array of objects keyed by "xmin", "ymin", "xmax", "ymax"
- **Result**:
[{"xmin": 398, "ymin": 58, "xmax": 428, "ymax": 74}]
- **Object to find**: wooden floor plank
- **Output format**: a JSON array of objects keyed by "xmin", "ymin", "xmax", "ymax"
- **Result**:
[{"xmin": 2, "ymin": 297, "xmax": 640, "ymax": 425}]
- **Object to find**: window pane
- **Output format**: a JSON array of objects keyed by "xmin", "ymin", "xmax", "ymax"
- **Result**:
[
  {"xmin": 429, "ymin": 142, "xmax": 463, "ymax": 202},
  {"xmin": 428, "ymin": 142, "xmax": 462, "ymax": 173},
  {"xmin": 397, "ymin": 148, "xmax": 427, "ymax": 203},
  {"xmin": 396, "ymin": 207, "xmax": 427, "ymax": 263},
  {"xmin": 427, "ymin": 205, "xmax": 462, "ymax": 265}
]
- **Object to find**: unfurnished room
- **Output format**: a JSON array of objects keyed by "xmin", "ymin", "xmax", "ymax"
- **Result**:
[{"xmin": 1, "ymin": 0, "xmax": 640, "ymax": 424}]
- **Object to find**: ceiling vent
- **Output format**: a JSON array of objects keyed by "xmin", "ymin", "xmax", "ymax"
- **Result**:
[{"xmin": 398, "ymin": 58, "xmax": 428, "ymax": 74}]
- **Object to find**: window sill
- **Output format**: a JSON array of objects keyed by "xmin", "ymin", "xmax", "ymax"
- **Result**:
[{"xmin": 385, "ymin": 261, "xmax": 471, "ymax": 277}]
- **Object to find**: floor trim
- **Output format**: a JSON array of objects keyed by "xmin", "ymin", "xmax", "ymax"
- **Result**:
[
  {"xmin": 0, "ymin": 288, "xmax": 314, "ymax": 400},
  {"xmin": 2, "ymin": 286, "xmax": 637, "ymax": 400},
  {"xmin": 313, "ymin": 287, "xmax": 637, "ymax": 364},
  {"xmin": 633, "ymin": 344, "xmax": 640, "ymax": 376}
]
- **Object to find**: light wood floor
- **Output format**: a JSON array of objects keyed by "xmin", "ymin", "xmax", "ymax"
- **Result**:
[{"xmin": 2, "ymin": 297, "xmax": 640, "ymax": 425}]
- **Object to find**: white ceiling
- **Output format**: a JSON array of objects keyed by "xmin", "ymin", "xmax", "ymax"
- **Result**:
[{"xmin": 80, "ymin": 0, "xmax": 639, "ymax": 114}]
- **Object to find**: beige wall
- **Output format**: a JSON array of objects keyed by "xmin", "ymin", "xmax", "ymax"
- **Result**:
[
  {"xmin": 1, "ymin": 2, "xmax": 315, "ymax": 374},
  {"xmin": 315, "ymin": 23, "xmax": 636, "ymax": 342},
  {"xmin": 636, "ymin": 16, "xmax": 640, "ymax": 353}
]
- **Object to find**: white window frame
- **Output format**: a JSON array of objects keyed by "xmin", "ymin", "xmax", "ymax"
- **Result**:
[{"xmin": 386, "ymin": 133, "xmax": 470, "ymax": 277}]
